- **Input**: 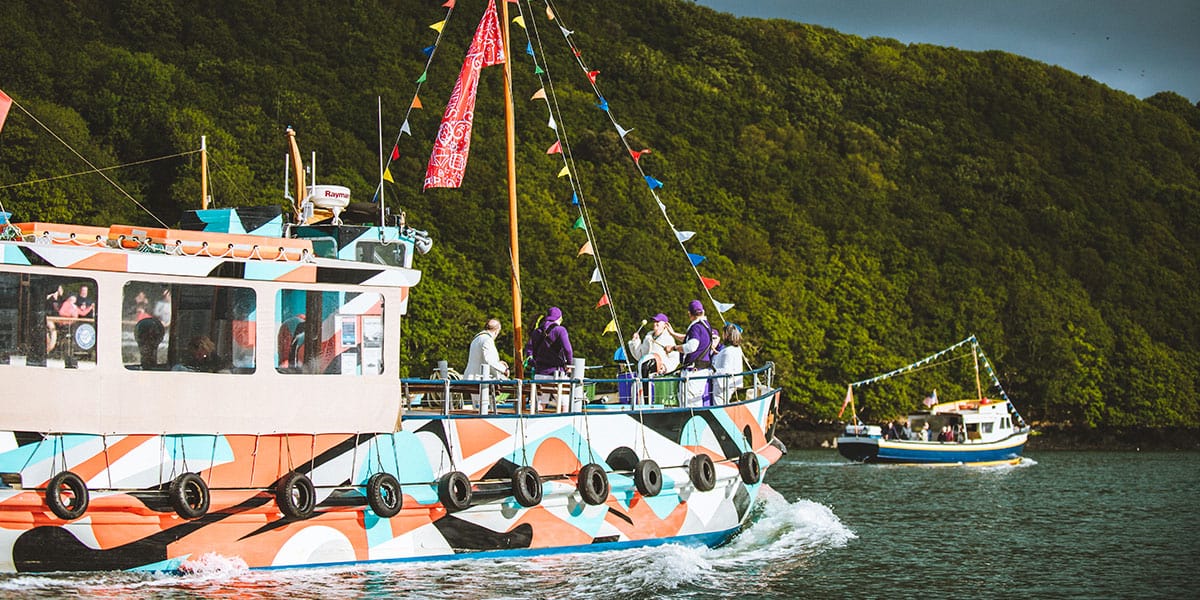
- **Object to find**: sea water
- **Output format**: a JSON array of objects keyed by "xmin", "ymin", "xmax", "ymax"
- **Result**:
[{"xmin": 1, "ymin": 450, "xmax": 1196, "ymax": 598}]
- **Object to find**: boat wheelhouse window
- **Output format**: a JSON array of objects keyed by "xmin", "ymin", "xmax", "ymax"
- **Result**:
[
  {"xmin": 276, "ymin": 289, "xmax": 383, "ymax": 375},
  {"xmin": 0, "ymin": 273, "xmax": 98, "ymax": 368},
  {"xmin": 355, "ymin": 240, "xmax": 408, "ymax": 268},
  {"xmin": 122, "ymin": 282, "xmax": 256, "ymax": 373},
  {"xmin": 981, "ymin": 422, "xmax": 994, "ymax": 434}
]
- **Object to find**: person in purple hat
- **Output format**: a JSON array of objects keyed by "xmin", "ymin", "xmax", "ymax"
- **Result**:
[
  {"xmin": 680, "ymin": 299, "xmax": 718, "ymax": 407},
  {"xmin": 524, "ymin": 306, "xmax": 574, "ymax": 410},
  {"xmin": 628, "ymin": 312, "xmax": 681, "ymax": 376}
]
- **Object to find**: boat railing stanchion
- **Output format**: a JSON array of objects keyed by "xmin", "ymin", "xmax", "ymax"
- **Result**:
[
  {"xmin": 515, "ymin": 377, "xmax": 523, "ymax": 415},
  {"xmin": 571, "ymin": 358, "xmax": 585, "ymax": 413},
  {"xmin": 530, "ymin": 380, "xmax": 538, "ymax": 415},
  {"xmin": 438, "ymin": 360, "xmax": 450, "ymax": 416}
]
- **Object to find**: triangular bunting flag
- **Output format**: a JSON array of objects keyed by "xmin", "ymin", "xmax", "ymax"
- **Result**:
[
  {"xmin": 547, "ymin": 6, "xmax": 555, "ymax": 20},
  {"xmin": 578, "ymin": 240, "xmax": 593, "ymax": 256},
  {"xmin": 557, "ymin": 165, "xmax": 570, "ymax": 178},
  {"xmin": 571, "ymin": 192, "xmax": 579, "ymax": 206},
  {"xmin": 572, "ymin": 215, "xmax": 585, "ymax": 230},
  {"xmin": 512, "ymin": 15, "xmax": 525, "ymax": 29},
  {"xmin": 443, "ymin": 0, "xmax": 455, "ymax": 7},
  {"xmin": 587, "ymin": 70, "xmax": 600, "ymax": 84},
  {"xmin": 400, "ymin": 120, "xmax": 412, "ymax": 136},
  {"xmin": 701, "ymin": 277, "xmax": 720, "ymax": 289},
  {"xmin": 597, "ymin": 97, "xmax": 609, "ymax": 112},
  {"xmin": 613, "ymin": 346, "xmax": 627, "ymax": 361},
  {"xmin": 674, "ymin": 229, "xmax": 695, "ymax": 243},
  {"xmin": 590, "ymin": 268, "xmax": 602, "ymax": 283},
  {"xmin": 630, "ymin": 148, "xmax": 651, "ymax": 164},
  {"xmin": 687, "ymin": 253, "xmax": 706, "ymax": 266},
  {"xmin": 383, "ymin": 167, "xmax": 394, "ymax": 183},
  {"xmin": 416, "ymin": 71, "xmax": 427, "ymax": 84},
  {"xmin": 645, "ymin": 176, "xmax": 663, "ymax": 190},
  {"xmin": 422, "ymin": 45, "xmax": 436, "ymax": 57},
  {"xmin": 603, "ymin": 319, "xmax": 617, "ymax": 334},
  {"xmin": 714, "ymin": 301, "xmax": 735, "ymax": 313},
  {"xmin": 838, "ymin": 384, "xmax": 853, "ymax": 418},
  {"xmin": 615, "ymin": 124, "xmax": 633, "ymax": 138},
  {"xmin": 546, "ymin": 140, "xmax": 562, "ymax": 154},
  {"xmin": 534, "ymin": 64, "xmax": 545, "ymax": 75},
  {"xmin": 531, "ymin": 88, "xmax": 547, "ymax": 100},
  {"xmin": 391, "ymin": 145, "xmax": 400, "ymax": 160},
  {"xmin": 411, "ymin": 94, "xmax": 423, "ymax": 109},
  {"xmin": 526, "ymin": 41, "xmax": 534, "ymax": 56},
  {"xmin": 548, "ymin": 114, "xmax": 556, "ymax": 130},
  {"xmin": 429, "ymin": 20, "xmax": 446, "ymax": 33},
  {"xmin": 596, "ymin": 294, "xmax": 609, "ymax": 308},
  {"xmin": 560, "ymin": 26, "xmax": 573, "ymax": 37}
]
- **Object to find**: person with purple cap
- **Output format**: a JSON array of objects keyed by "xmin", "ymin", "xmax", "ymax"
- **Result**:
[
  {"xmin": 628, "ymin": 312, "xmax": 681, "ymax": 376},
  {"xmin": 524, "ymin": 306, "xmax": 574, "ymax": 410},
  {"xmin": 680, "ymin": 299, "xmax": 718, "ymax": 407}
]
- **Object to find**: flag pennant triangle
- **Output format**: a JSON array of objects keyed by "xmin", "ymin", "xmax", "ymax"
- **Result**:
[
  {"xmin": 590, "ymin": 268, "xmax": 602, "ymax": 283},
  {"xmin": 422, "ymin": 45, "xmax": 436, "ymax": 57},
  {"xmin": 548, "ymin": 114, "xmax": 557, "ymax": 130},
  {"xmin": 411, "ymin": 94, "xmax": 423, "ymax": 109},
  {"xmin": 714, "ymin": 301, "xmax": 735, "ymax": 313},
  {"xmin": 512, "ymin": 15, "xmax": 526, "ymax": 29},
  {"xmin": 603, "ymin": 319, "xmax": 617, "ymax": 334},
  {"xmin": 429, "ymin": 20, "xmax": 446, "ymax": 33},
  {"xmin": 687, "ymin": 253, "xmax": 706, "ymax": 266},
  {"xmin": 645, "ymin": 176, "xmax": 663, "ymax": 190},
  {"xmin": 613, "ymin": 345, "xmax": 627, "ymax": 361},
  {"xmin": 597, "ymin": 97, "xmax": 609, "ymax": 112},
  {"xmin": 391, "ymin": 145, "xmax": 400, "ymax": 160},
  {"xmin": 560, "ymin": 26, "xmax": 573, "ymax": 37},
  {"xmin": 571, "ymin": 192, "xmax": 579, "ymax": 206},
  {"xmin": 526, "ymin": 41, "xmax": 534, "ymax": 56},
  {"xmin": 416, "ymin": 71, "xmax": 428, "ymax": 84},
  {"xmin": 596, "ymin": 294, "xmax": 609, "ymax": 308},
  {"xmin": 557, "ymin": 165, "xmax": 570, "ymax": 178},
  {"xmin": 400, "ymin": 120, "xmax": 412, "ymax": 136},
  {"xmin": 630, "ymin": 148, "xmax": 652, "ymax": 164},
  {"xmin": 578, "ymin": 240, "xmax": 593, "ymax": 256},
  {"xmin": 534, "ymin": 64, "xmax": 545, "ymax": 75},
  {"xmin": 615, "ymin": 123, "xmax": 633, "ymax": 138},
  {"xmin": 572, "ymin": 215, "xmax": 585, "ymax": 230},
  {"xmin": 587, "ymin": 70, "xmax": 600, "ymax": 84},
  {"xmin": 546, "ymin": 139, "xmax": 562, "ymax": 154},
  {"xmin": 547, "ymin": 6, "xmax": 555, "ymax": 20},
  {"xmin": 701, "ymin": 277, "xmax": 720, "ymax": 289},
  {"xmin": 675, "ymin": 229, "xmax": 695, "ymax": 243},
  {"xmin": 443, "ymin": 0, "xmax": 455, "ymax": 7},
  {"xmin": 531, "ymin": 88, "xmax": 547, "ymax": 101},
  {"xmin": 383, "ymin": 167, "xmax": 395, "ymax": 183}
]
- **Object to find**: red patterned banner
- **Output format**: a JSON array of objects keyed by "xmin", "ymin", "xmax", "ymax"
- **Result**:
[{"xmin": 424, "ymin": 0, "xmax": 506, "ymax": 189}]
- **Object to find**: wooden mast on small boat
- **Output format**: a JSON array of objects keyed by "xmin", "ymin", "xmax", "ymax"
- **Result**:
[
  {"xmin": 501, "ymin": 0, "xmax": 523, "ymax": 377},
  {"xmin": 200, "ymin": 136, "xmax": 209, "ymax": 209}
]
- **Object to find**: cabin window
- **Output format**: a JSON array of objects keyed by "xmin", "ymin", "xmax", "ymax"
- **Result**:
[
  {"xmin": 355, "ymin": 240, "xmax": 408, "ymax": 268},
  {"xmin": 122, "ymin": 282, "xmax": 256, "ymax": 373},
  {"xmin": 276, "ymin": 289, "xmax": 383, "ymax": 375},
  {"xmin": 0, "ymin": 273, "xmax": 97, "ymax": 368},
  {"xmin": 982, "ymin": 422, "xmax": 994, "ymax": 434}
]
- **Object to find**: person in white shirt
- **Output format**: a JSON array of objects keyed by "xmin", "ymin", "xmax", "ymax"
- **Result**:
[
  {"xmin": 711, "ymin": 324, "xmax": 746, "ymax": 404},
  {"xmin": 627, "ymin": 313, "xmax": 681, "ymax": 375},
  {"xmin": 465, "ymin": 318, "xmax": 508, "ymax": 412}
]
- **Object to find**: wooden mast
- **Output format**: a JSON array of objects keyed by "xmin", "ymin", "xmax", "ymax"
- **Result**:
[
  {"xmin": 200, "ymin": 136, "xmax": 209, "ymax": 210},
  {"xmin": 501, "ymin": 0, "xmax": 523, "ymax": 377}
]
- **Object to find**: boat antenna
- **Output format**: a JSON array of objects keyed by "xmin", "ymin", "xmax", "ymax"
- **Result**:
[{"xmin": 501, "ymin": 0, "xmax": 523, "ymax": 377}]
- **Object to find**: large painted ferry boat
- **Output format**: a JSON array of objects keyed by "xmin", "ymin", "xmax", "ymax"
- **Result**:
[{"xmin": 0, "ymin": 0, "xmax": 783, "ymax": 573}]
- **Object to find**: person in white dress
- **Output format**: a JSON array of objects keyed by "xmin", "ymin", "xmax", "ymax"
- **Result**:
[
  {"xmin": 711, "ymin": 324, "xmax": 745, "ymax": 404},
  {"xmin": 627, "ymin": 313, "xmax": 681, "ymax": 403},
  {"xmin": 464, "ymin": 318, "xmax": 508, "ymax": 412}
]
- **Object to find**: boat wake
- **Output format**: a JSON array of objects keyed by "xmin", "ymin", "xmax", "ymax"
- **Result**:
[{"xmin": 0, "ymin": 485, "xmax": 852, "ymax": 599}]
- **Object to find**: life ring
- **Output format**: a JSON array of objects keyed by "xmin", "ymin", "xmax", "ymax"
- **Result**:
[
  {"xmin": 511, "ymin": 466, "xmax": 543, "ymax": 508},
  {"xmin": 46, "ymin": 471, "xmax": 88, "ymax": 520},
  {"xmin": 366, "ymin": 472, "xmax": 403, "ymax": 518},
  {"xmin": 688, "ymin": 454, "xmax": 717, "ymax": 492},
  {"xmin": 633, "ymin": 459, "xmax": 662, "ymax": 497},
  {"xmin": 738, "ymin": 452, "xmax": 761, "ymax": 484},
  {"xmin": 169, "ymin": 472, "xmax": 210, "ymax": 519},
  {"xmin": 438, "ymin": 471, "xmax": 472, "ymax": 513},
  {"xmin": 577, "ymin": 463, "xmax": 609, "ymax": 505},
  {"xmin": 275, "ymin": 471, "xmax": 316, "ymax": 519}
]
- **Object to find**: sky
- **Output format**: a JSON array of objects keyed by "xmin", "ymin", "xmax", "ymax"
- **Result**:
[{"xmin": 692, "ymin": 0, "xmax": 1200, "ymax": 102}]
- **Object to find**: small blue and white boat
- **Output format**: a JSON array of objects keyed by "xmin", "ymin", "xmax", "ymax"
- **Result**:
[{"xmin": 835, "ymin": 336, "xmax": 1031, "ymax": 466}]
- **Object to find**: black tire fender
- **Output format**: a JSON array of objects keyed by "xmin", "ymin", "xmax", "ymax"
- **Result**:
[
  {"xmin": 688, "ymin": 454, "xmax": 717, "ymax": 492},
  {"xmin": 577, "ymin": 463, "xmax": 609, "ymax": 506},
  {"xmin": 438, "ymin": 471, "xmax": 473, "ymax": 513},
  {"xmin": 366, "ymin": 472, "xmax": 403, "ymax": 518},
  {"xmin": 633, "ymin": 459, "xmax": 662, "ymax": 497},
  {"xmin": 169, "ymin": 472, "xmax": 210, "ymax": 519},
  {"xmin": 511, "ymin": 466, "xmax": 543, "ymax": 508},
  {"xmin": 738, "ymin": 451, "xmax": 761, "ymax": 484},
  {"xmin": 275, "ymin": 471, "xmax": 316, "ymax": 519},
  {"xmin": 46, "ymin": 471, "xmax": 89, "ymax": 520}
]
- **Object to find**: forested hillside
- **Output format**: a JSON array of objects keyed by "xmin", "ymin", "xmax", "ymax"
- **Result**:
[{"xmin": 2, "ymin": 0, "xmax": 1198, "ymax": 428}]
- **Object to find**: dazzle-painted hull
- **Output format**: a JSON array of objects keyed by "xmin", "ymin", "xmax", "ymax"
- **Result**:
[
  {"xmin": 836, "ymin": 431, "xmax": 1026, "ymax": 465},
  {"xmin": 0, "ymin": 393, "xmax": 781, "ymax": 573}
]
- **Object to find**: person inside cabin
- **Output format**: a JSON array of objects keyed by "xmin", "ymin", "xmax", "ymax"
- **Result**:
[
  {"xmin": 174, "ymin": 335, "xmax": 227, "ymax": 373},
  {"xmin": 939, "ymin": 425, "xmax": 954, "ymax": 442},
  {"xmin": 711, "ymin": 323, "xmax": 746, "ymax": 404},
  {"xmin": 954, "ymin": 424, "xmax": 967, "ymax": 443},
  {"xmin": 627, "ymin": 313, "xmax": 680, "ymax": 402},
  {"xmin": 524, "ymin": 306, "xmax": 574, "ymax": 410},
  {"xmin": 135, "ymin": 316, "xmax": 166, "ymax": 369},
  {"xmin": 899, "ymin": 419, "xmax": 913, "ymax": 440},
  {"xmin": 679, "ymin": 300, "xmax": 718, "ymax": 407},
  {"xmin": 465, "ymin": 318, "xmax": 509, "ymax": 412},
  {"xmin": 882, "ymin": 421, "xmax": 896, "ymax": 440},
  {"xmin": 76, "ymin": 285, "xmax": 95, "ymax": 318},
  {"xmin": 921, "ymin": 422, "xmax": 932, "ymax": 441},
  {"xmin": 44, "ymin": 285, "xmax": 65, "ymax": 352},
  {"xmin": 152, "ymin": 288, "xmax": 171, "ymax": 327}
]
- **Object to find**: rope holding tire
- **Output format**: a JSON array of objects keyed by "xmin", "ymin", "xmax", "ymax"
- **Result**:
[
  {"xmin": 275, "ymin": 471, "xmax": 316, "ymax": 519},
  {"xmin": 738, "ymin": 451, "xmax": 761, "ymax": 484},
  {"xmin": 366, "ymin": 472, "xmax": 403, "ymax": 518},
  {"xmin": 511, "ymin": 466, "xmax": 543, "ymax": 508},
  {"xmin": 633, "ymin": 459, "xmax": 662, "ymax": 497},
  {"xmin": 169, "ymin": 472, "xmax": 211, "ymax": 519},
  {"xmin": 577, "ymin": 463, "xmax": 609, "ymax": 506},
  {"xmin": 438, "ymin": 471, "xmax": 472, "ymax": 513},
  {"xmin": 688, "ymin": 454, "xmax": 717, "ymax": 492},
  {"xmin": 46, "ymin": 471, "xmax": 89, "ymax": 520}
]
